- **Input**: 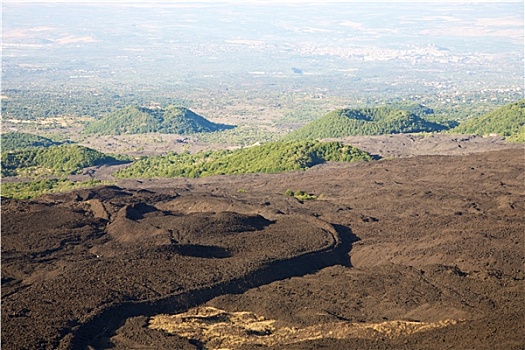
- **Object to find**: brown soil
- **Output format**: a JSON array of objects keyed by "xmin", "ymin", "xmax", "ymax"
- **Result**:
[
  {"xmin": 330, "ymin": 133, "xmax": 523, "ymax": 158},
  {"xmin": 2, "ymin": 145, "xmax": 524, "ymax": 350},
  {"xmin": 76, "ymin": 133, "xmax": 235, "ymax": 158}
]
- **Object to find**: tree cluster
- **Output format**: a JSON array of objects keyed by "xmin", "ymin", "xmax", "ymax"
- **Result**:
[
  {"xmin": 285, "ymin": 106, "xmax": 449, "ymax": 140},
  {"xmin": 83, "ymin": 105, "xmax": 235, "ymax": 135},
  {"xmin": 115, "ymin": 140, "xmax": 372, "ymax": 179},
  {"xmin": 1, "ymin": 178, "xmax": 106, "ymax": 200},
  {"xmin": 1, "ymin": 144, "xmax": 120, "ymax": 177},
  {"xmin": 1, "ymin": 132, "xmax": 63, "ymax": 152},
  {"xmin": 451, "ymin": 99, "xmax": 525, "ymax": 141}
]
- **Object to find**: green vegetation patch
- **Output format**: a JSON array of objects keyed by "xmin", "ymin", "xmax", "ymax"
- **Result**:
[
  {"xmin": 1, "ymin": 178, "xmax": 109, "ymax": 200},
  {"xmin": 1, "ymin": 132, "xmax": 63, "ymax": 152},
  {"xmin": 284, "ymin": 106, "xmax": 449, "ymax": 140},
  {"xmin": 116, "ymin": 140, "xmax": 372, "ymax": 179},
  {"xmin": 506, "ymin": 125, "xmax": 525, "ymax": 143},
  {"xmin": 84, "ymin": 105, "xmax": 235, "ymax": 135},
  {"xmin": 284, "ymin": 189, "xmax": 317, "ymax": 201},
  {"xmin": 450, "ymin": 99, "xmax": 525, "ymax": 141},
  {"xmin": 390, "ymin": 102, "xmax": 435, "ymax": 117},
  {"xmin": 1, "ymin": 144, "xmax": 122, "ymax": 177}
]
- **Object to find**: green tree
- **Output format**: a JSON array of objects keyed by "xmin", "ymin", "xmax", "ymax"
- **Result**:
[{"xmin": 115, "ymin": 140, "xmax": 372, "ymax": 179}]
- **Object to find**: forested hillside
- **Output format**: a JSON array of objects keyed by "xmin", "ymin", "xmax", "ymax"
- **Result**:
[
  {"xmin": 284, "ymin": 107, "xmax": 449, "ymax": 140},
  {"xmin": 451, "ymin": 99, "xmax": 525, "ymax": 142},
  {"xmin": 1, "ymin": 132, "xmax": 63, "ymax": 151},
  {"xmin": 1, "ymin": 179, "xmax": 108, "ymax": 200},
  {"xmin": 83, "ymin": 105, "xmax": 235, "ymax": 135},
  {"xmin": 387, "ymin": 103, "xmax": 434, "ymax": 117},
  {"xmin": 1, "ymin": 144, "xmax": 122, "ymax": 177},
  {"xmin": 116, "ymin": 140, "xmax": 372, "ymax": 178}
]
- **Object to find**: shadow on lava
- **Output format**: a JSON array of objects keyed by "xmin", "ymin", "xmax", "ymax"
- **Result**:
[
  {"xmin": 174, "ymin": 244, "xmax": 232, "ymax": 259},
  {"xmin": 331, "ymin": 223, "xmax": 360, "ymax": 268}
]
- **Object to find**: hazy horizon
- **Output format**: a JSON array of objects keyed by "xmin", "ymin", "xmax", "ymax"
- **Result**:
[{"xmin": 2, "ymin": 1, "xmax": 523, "ymax": 120}]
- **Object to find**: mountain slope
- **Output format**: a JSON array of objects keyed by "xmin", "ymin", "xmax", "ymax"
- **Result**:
[
  {"xmin": 451, "ymin": 100, "xmax": 525, "ymax": 141},
  {"xmin": 115, "ymin": 140, "xmax": 372, "ymax": 178},
  {"xmin": 284, "ymin": 107, "xmax": 448, "ymax": 140},
  {"xmin": 1, "ymin": 144, "xmax": 121, "ymax": 177},
  {"xmin": 83, "ymin": 105, "xmax": 235, "ymax": 135},
  {"xmin": 1, "ymin": 132, "xmax": 62, "ymax": 151}
]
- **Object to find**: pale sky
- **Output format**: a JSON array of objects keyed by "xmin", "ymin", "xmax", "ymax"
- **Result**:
[{"xmin": 2, "ymin": 0, "xmax": 522, "ymax": 3}]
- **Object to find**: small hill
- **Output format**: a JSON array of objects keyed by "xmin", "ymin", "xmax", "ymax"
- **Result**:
[
  {"xmin": 83, "ymin": 105, "xmax": 235, "ymax": 135},
  {"xmin": 115, "ymin": 140, "xmax": 372, "ymax": 178},
  {"xmin": 1, "ymin": 144, "xmax": 122, "ymax": 177},
  {"xmin": 451, "ymin": 100, "xmax": 525, "ymax": 141},
  {"xmin": 284, "ymin": 106, "xmax": 448, "ymax": 140},
  {"xmin": 1, "ymin": 132, "xmax": 63, "ymax": 152}
]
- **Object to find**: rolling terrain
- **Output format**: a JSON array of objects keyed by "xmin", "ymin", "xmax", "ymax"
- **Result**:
[
  {"xmin": 2, "ymin": 1, "xmax": 523, "ymax": 348},
  {"xmin": 114, "ymin": 140, "xmax": 372, "ymax": 179},
  {"xmin": 284, "ymin": 106, "xmax": 448, "ymax": 139},
  {"xmin": 2, "ymin": 143, "xmax": 524, "ymax": 349},
  {"xmin": 451, "ymin": 99, "xmax": 525, "ymax": 142},
  {"xmin": 1, "ymin": 132, "xmax": 63, "ymax": 152},
  {"xmin": 83, "ymin": 105, "xmax": 235, "ymax": 135},
  {"xmin": 0, "ymin": 143, "xmax": 125, "ymax": 178}
]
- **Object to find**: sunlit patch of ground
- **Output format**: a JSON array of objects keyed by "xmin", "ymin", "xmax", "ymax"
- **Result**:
[{"xmin": 149, "ymin": 306, "xmax": 460, "ymax": 349}]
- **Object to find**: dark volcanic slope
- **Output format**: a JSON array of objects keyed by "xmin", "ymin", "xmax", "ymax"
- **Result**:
[
  {"xmin": 1, "ymin": 188, "xmax": 345, "ymax": 350},
  {"xmin": 2, "ymin": 148, "xmax": 524, "ymax": 350}
]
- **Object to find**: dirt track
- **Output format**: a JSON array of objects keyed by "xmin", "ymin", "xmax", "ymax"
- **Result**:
[{"xmin": 2, "ymin": 145, "xmax": 524, "ymax": 349}]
